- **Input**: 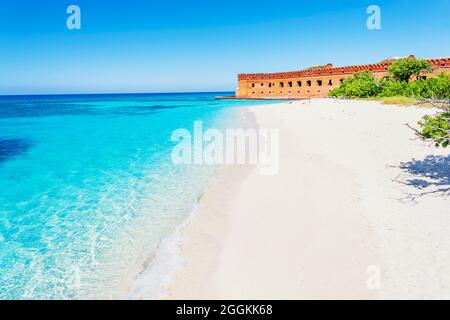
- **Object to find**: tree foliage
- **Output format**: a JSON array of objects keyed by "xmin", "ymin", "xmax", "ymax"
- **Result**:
[
  {"xmin": 376, "ymin": 73, "xmax": 450, "ymax": 99},
  {"xmin": 377, "ymin": 77, "xmax": 410, "ymax": 97},
  {"xmin": 329, "ymin": 72, "xmax": 449, "ymax": 100},
  {"xmin": 416, "ymin": 102, "xmax": 450, "ymax": 147},
  {"xmin": 387, "ymin": 58, "xmax": 432, "ymax": 82},
  {"xmin": 329, "ymin": 71, "xmax": 378, "ymax": 98},
  {"xmin": 410, "ymin": 73, "xmax": 450, "ymax": 100}
]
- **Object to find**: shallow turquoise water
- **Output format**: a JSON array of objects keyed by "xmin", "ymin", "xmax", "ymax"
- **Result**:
[{"xmin": 0, "ymin": 92, "xmax": 273, "ymax": 299}]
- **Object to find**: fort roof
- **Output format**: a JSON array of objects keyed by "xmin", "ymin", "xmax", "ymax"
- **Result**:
[{"xmin": 238, "ymin": 57, "xmax": 450, "ymax": 81}]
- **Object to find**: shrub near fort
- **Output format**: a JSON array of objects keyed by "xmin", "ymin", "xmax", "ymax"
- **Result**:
[
  {"xmin": 329, "ymin": 59, "xmax": 450, "ymax": 100},
  {"xmin": 329, "ymin": 71, "xmax": 379, "ymax": 98},
  {"xmin": 411, "ymin": 73, "xmax": 450, "ymax": 100},
  {"xmin": 377, "ymin": 77, "xmax": 410, "ymax": 97},
  {"xmin": 388, "ymin": 58, "xmax": 433, "ymax": 82}
]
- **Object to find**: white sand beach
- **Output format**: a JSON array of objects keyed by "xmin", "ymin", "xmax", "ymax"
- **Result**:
[{"xmin": 166, "ymin": 98, "xmax": 450, "ymax": 300}]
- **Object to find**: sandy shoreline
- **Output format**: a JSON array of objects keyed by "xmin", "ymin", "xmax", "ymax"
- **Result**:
[{"xmin": 165, "ymin": 98, "xmax": 449, "ymax": 299}]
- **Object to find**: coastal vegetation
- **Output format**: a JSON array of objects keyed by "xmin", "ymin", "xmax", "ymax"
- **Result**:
[
  {"xmin": 329, "ymin": 58, "xmax": 450, "ymax": 147},
  {"xmin": 412, "ymin": 101, "xmax": 450, "ymax": 147},
  {"xmin": 329, "ymin": 59, "xmax": 449, "ymax": 100},
  {"xmin": 387, "ymin": 58, "xmax": 432, "ymax": 82}
]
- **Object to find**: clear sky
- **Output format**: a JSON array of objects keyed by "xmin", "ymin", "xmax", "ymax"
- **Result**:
[{"xmin": 0, "ymin": 0, "xmax": 449, "ymax": 95}]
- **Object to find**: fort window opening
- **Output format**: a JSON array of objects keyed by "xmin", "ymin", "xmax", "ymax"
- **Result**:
[
  {"xmin": 317, "ymin": 80, "xmax": 323, "ymax": 86},
  {"xmin": 252, "ymin": 83, "xmax": 255, "ymax": 87},
  {"xmin": 307, "ymin": 80, "xmax": 312, "ymax": 87},
  {"xmin": 297, "ymin": 81, "xmax": 302, "ymax": 87},
  {"xmin": 328, "ymin": 80, "xmax": 333, "ymax": 86},
  {"xmin": 288, "ymin": 82, "xmax": 293, "ymax": 87},
  {"xmin": 269, "ymin": 83, "xmax": 272, "ymax": 88},
  {"xmin": 261, "ymin": 83, "xmax": 264, "ymax": 86},
  {"xmin": 280, "ymin": 82, "xmax": 284, "ymax": 88},
  {"xmin": 339, "ymin": 79, "xmax": 344, "ymax": 84}
]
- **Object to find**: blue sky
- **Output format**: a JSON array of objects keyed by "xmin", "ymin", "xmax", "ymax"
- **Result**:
[{"xmin": 0, "ymin": 0, "xmax": 449, "ymax": 95}]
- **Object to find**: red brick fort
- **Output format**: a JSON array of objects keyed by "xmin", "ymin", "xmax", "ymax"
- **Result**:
[{"xmin": 234, "ymin": 55, "xmax": 450, "ymax": 99}]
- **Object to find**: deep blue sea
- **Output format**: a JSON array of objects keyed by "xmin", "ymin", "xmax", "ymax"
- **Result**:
[{"xmin": 0, "ymin": 92, "xmax": 273, "ymax": 299}]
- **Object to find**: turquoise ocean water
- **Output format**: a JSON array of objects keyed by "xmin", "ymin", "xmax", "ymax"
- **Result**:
[{"xmin": 0, "ymin": 92, "xmax": 273, "ymax": 299}]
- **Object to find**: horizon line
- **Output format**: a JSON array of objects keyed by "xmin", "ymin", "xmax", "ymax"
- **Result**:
[{"xmin": 0, "ymin": 90, "xmax": 235, "ymax": 98}]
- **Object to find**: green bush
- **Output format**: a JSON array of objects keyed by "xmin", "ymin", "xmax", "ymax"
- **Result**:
[
  {"xmin": 406, "ymin": 73, "xmax": 450, "ymax": 99},
  {"xmin": 377, "ymin": 77, "xmax": 409, "ymax": 97},
  {"xmin": 329, "ymin": 71, "xmax": 379, "ymax": 98},
  {"xmin": 426, "ymin": 73, "xmax": 449, "ymax": 100},
  {"xmin": 417, "ymin": 111, "xmax": 450, "ymax": 147},
  {"xmin": 408, "ymin": 78, "xmax": 430, "ymax": 98},
  {"xmin": 388, "ymin": 58, "xmax": 432, "ymax": 82},
  {"xmin": 329, "ymin": 72, "xmax": 450, "ymax": 101}
]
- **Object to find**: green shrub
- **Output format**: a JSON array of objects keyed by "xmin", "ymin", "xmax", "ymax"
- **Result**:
[
  {"xmin": 425, "ymin": 73, "xmax": 450, "ymax": 100},
  {"xmin": 388, "ymin": 58, "xmax": 432, "ymax": 82},
  {"xmin": 417, "ymin": 111, "xmax": 450, "ymax": 147},
  {"xmin": 329, "ymin": 70, "xmax": 449, "ymax": 101},
  {"xmin": 329, "ymin": 71, "xmax": 379, "ymax": 98},
  {"xmin": 408, "ymin": 78, "xmax": 430, "ymax": 98},
  {"xmin": 407, "ymin": 73, "xmax": 450, "ymax": 100},
  {"xmin": 377, "ymin": 73, "xmax": 450, "ymax": 99},
  {"xmin": 377, "ymin": 77, "xmax": 409, "ymax": 97}
]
